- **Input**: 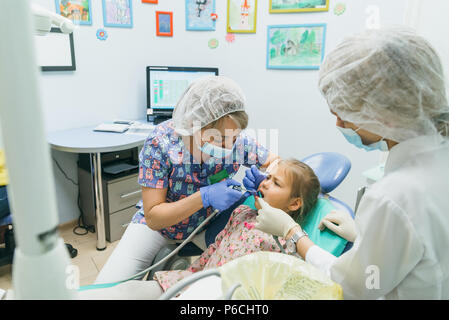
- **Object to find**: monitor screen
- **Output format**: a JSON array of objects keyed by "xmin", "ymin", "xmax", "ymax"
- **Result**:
[{"xmin": 147, "ymin": 66, "xmax": 219, "ymax": 114}]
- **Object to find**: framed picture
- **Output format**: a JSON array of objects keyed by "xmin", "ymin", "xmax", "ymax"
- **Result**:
[
  {"xmin": 156, "ymin": 11, "xmax": 173, "ymax": 36},
  {"xmin": 102, "ymin": 0, "xmax": 133, "ymax": 28},
  {"xmin": 266, "ymin": 24, "xmax": 327, "ymax": 70},
  {"xmin": 186, "ymin": 0, "xmax": 216, "ymax": 31},
  {"xmin": 227, "ymin": 0, "xmax": 257, "ymax": 33},
  {"xmin": 142, "ymin": 0, "xmax": 158, "ymax": 3},
  {"xmin": 269, "ymin": 0, "xmax": 329, "ymax": 13},
  {"xmin": 55, "ymin": 0, "xmax": 92, "ymax": 25},
  {"xmin": 35, "ymin": 28, "xmax": 76, "ymax": 72}
]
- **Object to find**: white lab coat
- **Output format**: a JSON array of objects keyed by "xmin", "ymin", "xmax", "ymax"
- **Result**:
[{"xmin": 306, "ymin": 135, "xmax": 449, "ymax": 299}]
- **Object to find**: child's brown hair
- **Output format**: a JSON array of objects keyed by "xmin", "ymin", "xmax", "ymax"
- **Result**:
[{"xmin": 278, "ymin": 159, "xmax": 321, "ymax": 225}]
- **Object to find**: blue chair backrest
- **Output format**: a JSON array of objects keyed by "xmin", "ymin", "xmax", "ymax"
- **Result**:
[
  {"xmin": 301, "ymin": 152, "xmax": 351, "ymax": 194},
  {"xmin": 302, "ymin": 152, "xmax": 354, "ymax": 254}
]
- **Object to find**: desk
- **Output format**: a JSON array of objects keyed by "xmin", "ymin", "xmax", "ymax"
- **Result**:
[{"xmin": 47, "ymin": 121, "xmax": 153, "ymax": 250}]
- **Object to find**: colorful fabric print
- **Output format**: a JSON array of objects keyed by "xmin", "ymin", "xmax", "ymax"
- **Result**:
[{"xmin": 153, "ymin": 205, "xmax": 287, "ymax": 291}]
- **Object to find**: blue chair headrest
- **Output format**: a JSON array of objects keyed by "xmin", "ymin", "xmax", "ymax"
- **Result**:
[{"xmin": 301, "ymin": 152, "xmax": 351, "ymax": 194}]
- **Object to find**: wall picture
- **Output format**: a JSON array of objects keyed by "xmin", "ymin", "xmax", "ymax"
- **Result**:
[
  {"xmin": 227, "ymin": 0, "xmax": 257, "ymax": 33},
  {"xmin": 269, "ymin": 0, "xmax": 329, "ymax": 13},
  {"xmin": 102, "ymin": 0, "xmax": 133, "ymax": 28},
  {"xmin": 55, "ymin": 0, "xmax": 92, "ymax": 25},
  {"xmin": 186, "ymin": 0, "xmax": 216, "ymax": 31},
  {"xmin": 156, "ymin": 11, "xmax": 173, "ymax": 36},
  {"xmin": 267, "ymin": 24, "xmax": 327, "ymax": 70}
]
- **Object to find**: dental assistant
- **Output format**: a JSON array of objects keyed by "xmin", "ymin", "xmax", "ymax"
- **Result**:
[
  {"xmin": 248, "ymin": 27, "xmax": 449, "ymax": 299},
  {"xmin": 95, "ymin": 76, "xmax": 278, "ymax": 284}
]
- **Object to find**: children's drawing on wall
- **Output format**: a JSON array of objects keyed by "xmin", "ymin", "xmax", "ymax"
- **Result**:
[
  {"xmin": 227, "ymin": 0, "xmax": 257, "ymax": 33},
  {"xmin": 55, "ymin": 0, "xmax": 92, "ymax": 25},
  {"xmin": 102, "ymin": 0, "xmax": 133, "ymax": 28},
  {"xmin": 269, "ymin": 0, "xmax": 329, "ymax": 13},
  {"xmin": 186, "ymin": 0, "xmax": 216, "ymax": 31},
  {"xmin": 267, "ymin": 24, "xmax": 327, "ymax": 70},
  {"xmin": 156, "ymin": 11, "xmax": 173, "ymax": 36}
]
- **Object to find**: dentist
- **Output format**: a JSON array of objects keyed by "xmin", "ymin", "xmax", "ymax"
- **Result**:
[
  {"xmin": 247, "ymin": 27, "xmax": 449, "ymax": 299},
  {"xmin": 96, "ymin": 76, "xmax": 278, "ymax": 284}
]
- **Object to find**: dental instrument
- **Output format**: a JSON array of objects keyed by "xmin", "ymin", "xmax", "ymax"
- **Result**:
[{"xmin": 0, "ymin": 2, "xmax": 76, "ymax": 299}]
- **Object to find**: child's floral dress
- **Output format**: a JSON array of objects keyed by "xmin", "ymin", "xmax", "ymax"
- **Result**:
[{"xmin": 153, "ymin": 204, "xmax": 286, "ymax": 291}]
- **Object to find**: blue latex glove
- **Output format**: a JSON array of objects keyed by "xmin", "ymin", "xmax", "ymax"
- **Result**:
[
  {"xmin": 243, "ymin": 165, "xmax": 266, "ymax": 196},
  {"xmin": 200, "ymin": 179, "xmax": 243, "ymax": 211}
]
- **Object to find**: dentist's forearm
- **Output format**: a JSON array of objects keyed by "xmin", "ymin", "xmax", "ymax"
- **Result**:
[
  {"xmin": 145, "ymin": 191, "xmax": 204, "ymax": 230},
  {"xmin": 286, "ymin": 225, "xmax": 337, "ymax": 275}
]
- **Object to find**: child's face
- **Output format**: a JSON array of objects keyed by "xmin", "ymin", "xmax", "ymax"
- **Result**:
[{"xmin": 255, "ymin": 164, "xmax": 301, "ymax": 214}]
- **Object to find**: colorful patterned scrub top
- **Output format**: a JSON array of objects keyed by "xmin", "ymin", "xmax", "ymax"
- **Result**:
[
  {"xmin": 131, "ymin": 119, "xmax": 269, "ymax": 240},
  {"xmin": 153, "ymin": 204, "xmax": 287, "ymax": 292}
]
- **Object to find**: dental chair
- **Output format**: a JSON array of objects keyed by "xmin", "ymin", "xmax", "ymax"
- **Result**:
[{"xmin": 147, "ymin": 152, "xmax": 355, "ymax": 280}]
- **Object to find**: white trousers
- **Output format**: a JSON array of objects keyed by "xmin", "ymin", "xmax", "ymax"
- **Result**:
[{"xmin": 95, "ymin": 223, "xmax": 172, "ymax": 284}]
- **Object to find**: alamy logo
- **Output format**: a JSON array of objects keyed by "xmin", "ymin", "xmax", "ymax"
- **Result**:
[{"xmin": 365, "ymin": 265, "xmax": 380, "ymax": 290}]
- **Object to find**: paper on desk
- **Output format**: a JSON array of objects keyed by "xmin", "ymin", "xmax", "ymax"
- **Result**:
[{"xmin": 124, "ymin": 123, "xmax": 155, "ymax": 137}]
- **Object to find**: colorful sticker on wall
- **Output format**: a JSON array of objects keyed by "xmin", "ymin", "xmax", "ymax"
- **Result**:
[
  {"xmin": 227, "ymin": 0, "xmax": 257, "ymax": 33},
  {"xmin": 55, "ymin": 0, "xmax": 92, "ymax": 25},
  {"xmin": 96, "ymin": 28, "xmax": 108, "ymax": 40},
  {"xmin": 267, "ymin": 24, "xmax": 327, "ymax": 70},
  {"xmin": 102, "ymin": 0, "xmax": 133, "ymax": 28},
  {"xmin": 269, "ymin": 0, "xmax": 329, "ymax": 13},
  {"xmin": 186, "ymin": 0, "xmax": 216, "ymax": 31},
  {"xmin": 156, "ymin": 11, "xmax": 173, "ymax": 37},
  {"xmin": 334, "ymin": 3, "xmax": 346, "ymax": 16},
  {"xmin": 225, "ymin": 33, "xmax": 235, "ymax": 43},
  {"xmin": 208, "ymin": 38, "xmax": 219, "ymax": 49},
  {"xmin": 142, "ymin": 0, "xmax": 158, "ymax": 3}
]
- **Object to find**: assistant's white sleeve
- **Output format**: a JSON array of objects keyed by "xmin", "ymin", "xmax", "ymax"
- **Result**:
[
  {"xmin": 305, "ymin": 245, "xmax": 337, "ymax": 277},
  {"xmin": 328, "ymin": 193, "xmax": 424, "ymax": 300}
]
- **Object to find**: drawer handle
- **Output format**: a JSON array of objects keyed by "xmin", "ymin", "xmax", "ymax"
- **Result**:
[{"xmin": 120, "ymin": 190, "xmax": 141, "ymax": 199}]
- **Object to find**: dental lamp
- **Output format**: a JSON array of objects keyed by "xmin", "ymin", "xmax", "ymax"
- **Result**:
[
  {"xmin": 32, "ymin": 4, "xmax": 76, "ymax": 35},
  {"xmin": 0, "ymin": 2, "xmax": 76, "ymax": 299}
]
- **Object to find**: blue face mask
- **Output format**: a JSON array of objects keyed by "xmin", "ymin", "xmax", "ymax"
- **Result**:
[
  {"xmin": 337, "ymin": 127, "xmax": 389, "ymax": 152},
  {"xmin": 200, "ymin": 142, "xmax": 234, "ymax": 159}
]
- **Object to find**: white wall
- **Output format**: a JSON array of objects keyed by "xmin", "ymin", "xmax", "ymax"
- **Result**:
[
  {"xmin": 405, "ymin": 0, "xmax": 449, "ymax": 80},
  {"xmin": 28, "ymin": 0, "xmax": 409, "ymax": 224}
]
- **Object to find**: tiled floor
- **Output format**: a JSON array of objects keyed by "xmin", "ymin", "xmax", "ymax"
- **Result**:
[{"xmin": 0, "ymin": 220, "xmax": 120, "ymax": 291}]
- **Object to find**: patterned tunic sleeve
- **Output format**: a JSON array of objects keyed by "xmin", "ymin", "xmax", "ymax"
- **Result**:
[{"xmin": 138, "ymin": 134, "xmax": 171, "ymax": 189}]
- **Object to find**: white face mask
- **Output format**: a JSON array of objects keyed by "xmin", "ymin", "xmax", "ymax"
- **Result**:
[
  {"xmin": 337, "ymin": 127, "xmax": 389, "ymax": 152},
  {"xmin": 200, "ymin": 141, "xmax": 234, "ymax": 159}
]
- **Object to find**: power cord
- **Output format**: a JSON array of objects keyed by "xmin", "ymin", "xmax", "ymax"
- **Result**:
[{"xmin": 52, "ymin": 157, "xmax": 95, "ymax": 236}]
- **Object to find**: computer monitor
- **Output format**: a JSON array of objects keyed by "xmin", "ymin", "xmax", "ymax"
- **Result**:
[{"xmin": 146, "ymin": 66, "xmax": 219, "ymax": 123}]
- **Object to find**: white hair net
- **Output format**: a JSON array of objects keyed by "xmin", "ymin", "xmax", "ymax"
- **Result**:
[
  {"xmin": 172, "ymin": 75, "xmax": 246, "ymax": 136},
  {"xmin": 318, "ymin": 26, "xmax": 449, "ymax": 142}
]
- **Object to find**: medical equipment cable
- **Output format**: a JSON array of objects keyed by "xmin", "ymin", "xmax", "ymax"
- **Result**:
[
  {"xmin": 79, "ymin": 206, "xmax": 224, "ymax": 291},
  {"xmin": 118, "ymin": 207, "xmax": 221, "ymax": 283},
  {"xmin": 81, "ymin": 186, "xmax": 262, "ymax": 291}
]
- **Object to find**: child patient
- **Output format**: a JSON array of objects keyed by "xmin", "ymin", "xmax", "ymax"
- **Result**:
[{"xmin": 152, "ymin": 158, "xmax": 321, "ymax": 292}]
